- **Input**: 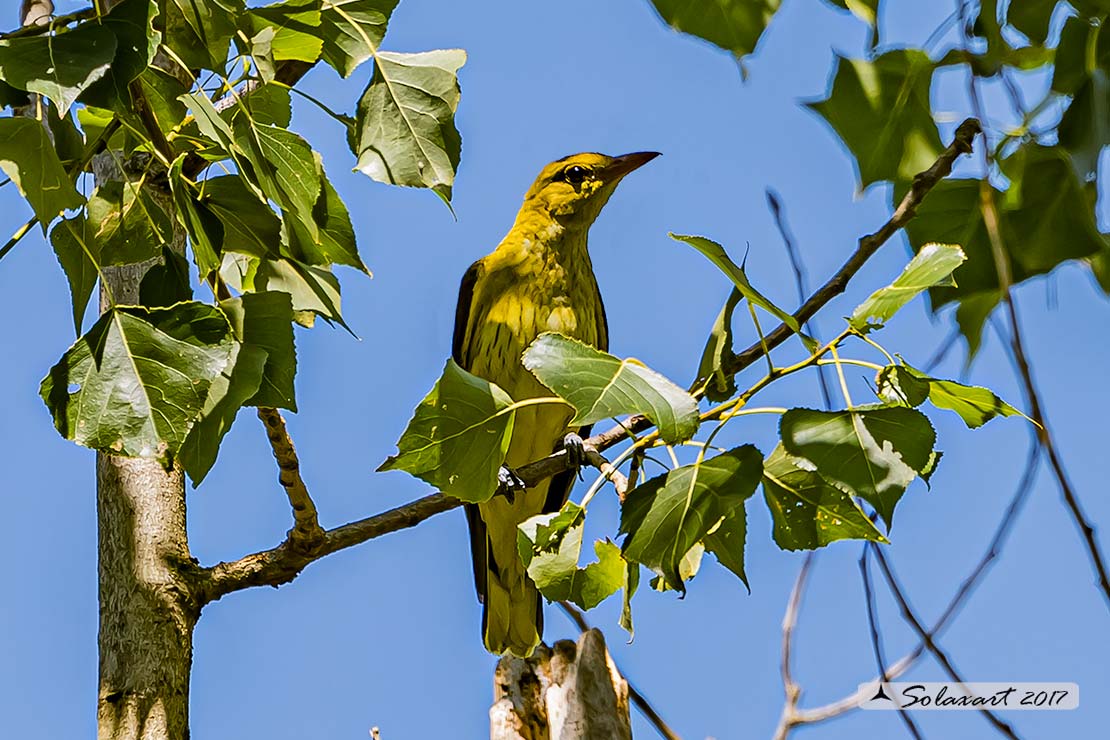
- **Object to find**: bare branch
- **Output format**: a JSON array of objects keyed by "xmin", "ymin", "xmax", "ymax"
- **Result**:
[
  {"xmin": 771, "ymin": 552, "xmax": 814, "ymax": 740},
  {"xmin": 257, "ymin": 407, "xmax": 324, "ymax": 550},
  {"xmin": 584, "ymin": 447, "xmax": 630, "ymax": 502},
  {"xmin": 872, "ymin": 545, "xmax": 1023, "ymax": 740},
  {"xmin": 18, "ymin": 0, "xmax": 53, "ymax": 27},
  {"xmin": 860, "ymin": 548, "xmax": 924, "ymax": 739},
  {"xmin": 787, "ymin": 443, "xmax": 1041, "ymax": 729},
  {"xmin": 557, "ymin": 602, "xmax": 682, "ymax": 740}
]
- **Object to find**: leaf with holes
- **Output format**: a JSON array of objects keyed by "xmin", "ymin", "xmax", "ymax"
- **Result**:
[
  {"xmin": 40, "ymin": 304, "xmax": 235, "ymax": 463},
  {"xmin": 779, "ymin": 407, "xmax": 935, "ymax": 528},
  {"xmin": 761, "ymin": 444, "xmax": 888, "ymax": 551},
  {"xmin": 523, "ymin": 333, "xmax": 699, "ymax": 444}
]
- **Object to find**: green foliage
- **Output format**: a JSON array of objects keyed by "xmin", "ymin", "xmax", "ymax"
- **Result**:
[
  {"xmin": 40, "ymin": 304, "xmax": 236, "ymax": 464},
  {"xmin": 353, "ymin": 49, "xmax": 466, "ymax": 201},
  {"xmin": 762, "ymin": 444, "xmax": 888, "ymax": 551},
  {"xmin": 849, "ymin": 243, "xmax": 965, "ymax": 332},
  {"xmin": 779, "ymin": 407, "xmax": 935, "ymax": 528},
  {"xmin": 647, "ymin": 0, "xmax": 781, "ymax": 60},
  {"xmin": 809, "ymin": 50, "xmax": 942, "ymax": 188},
  {"xmin": 517, "ymin": 502, "xmax": 626, "ymax": 611},
  {"xmin": 620, "ymin": 446, "xmax": 763, "ymax": 592},
  {"xmin": 50, "ymin": 216, "xmax": 101, "ymax": 334},
  {"xmin": 378, "ymin": 360, "xmax": 517, "ymax": 503},
  {"xmin": 0, "ymin": 23, "xmax": 116, "ymax": 113},
  {"xmin": 876, "ymin": 364, "xmax": 1022, "ymax": 429},
  {"xmin": 522, "ymin": 333, "xmax": 699, "ymax": 444},
  {"xmin": 697, "ymin": 288, "xmax": 742, "ymax": 402},
  {"xmin": 0, "ymin": 118, "xmax": 83, "ymax": 228}
]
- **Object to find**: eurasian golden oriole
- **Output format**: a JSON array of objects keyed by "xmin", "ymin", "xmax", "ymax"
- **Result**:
[{"xmin": 452, "ymin": 151, "xmax": 659, "ymax": 656}]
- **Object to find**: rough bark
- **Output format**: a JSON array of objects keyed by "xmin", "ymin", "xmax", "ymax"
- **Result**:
[
  {"xmin": 491, "ymin": 629, "xmax": 632, "ymax": 740},
  {"xmin": 94, "ymin": 161, "xmax": 197, "ymax": 740}
]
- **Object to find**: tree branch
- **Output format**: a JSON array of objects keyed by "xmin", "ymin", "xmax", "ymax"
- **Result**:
[
  {"xmin": 256, "ymin": 407, "xmax": 324, "ymax": 550},
  {"xmin": 576, "ymin": 118, "xmax": 980, "ymax": 464},
  {"xmin": 872, "ymin": 545, "xmax": 1023, "ymax": 740},
  {"xmin": 197, "ymin": 446, "xmax": 627, "ymax": 603},
  {"xmin": 772, "ymin": 552, "xmax": 814, "ymax": 740},
  {"xmin": 558, "ymin": 602, "xmax": 681, "ymax": 740}
]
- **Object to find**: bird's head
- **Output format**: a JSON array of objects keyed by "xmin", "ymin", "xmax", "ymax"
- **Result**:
[{"xmin": 520, "ymin": 151, "xmax": 660, "ymax": 229}]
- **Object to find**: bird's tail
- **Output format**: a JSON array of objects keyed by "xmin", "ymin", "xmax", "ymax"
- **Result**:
[{"xmin": 482, "ymin": 567, "xmax": 543, "ymax": 657}]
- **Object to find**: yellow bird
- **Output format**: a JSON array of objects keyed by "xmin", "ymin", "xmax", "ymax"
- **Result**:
[{"xmin": 453, "ymin": 151, "xmax": 659, "ymax": 656}]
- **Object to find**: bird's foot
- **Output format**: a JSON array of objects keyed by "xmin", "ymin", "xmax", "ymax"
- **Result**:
[
  {"xmin": 497, "ymin": 465, "xmax": 527, "ymax": 503},
  {"xmin": 561, "ymin": 432, "xmax": 587, "ymax": 477}
]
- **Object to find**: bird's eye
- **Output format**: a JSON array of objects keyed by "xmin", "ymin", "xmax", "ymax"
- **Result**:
[{"xmin": 562, "ymin": 165, "xmax": 590, "ymax": 184}]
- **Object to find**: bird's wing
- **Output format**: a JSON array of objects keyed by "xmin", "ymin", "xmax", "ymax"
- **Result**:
[{"xmin": 453, "ymin": 260, "xmax": 490, "ymax": 603}]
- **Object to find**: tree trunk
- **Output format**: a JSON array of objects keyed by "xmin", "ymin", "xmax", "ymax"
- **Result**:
[
  {"xmin": 94, "ymin": 170, "xmax": 197, "ymax": 738},
  {"xmin": 491, "ymin": 628, "xmax": 632, "ymax": 740}
]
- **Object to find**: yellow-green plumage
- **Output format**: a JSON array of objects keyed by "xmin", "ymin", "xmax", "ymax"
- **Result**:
[{"xmin": 453, "ymin": 151, "xmax": 658, "ymax": 656}]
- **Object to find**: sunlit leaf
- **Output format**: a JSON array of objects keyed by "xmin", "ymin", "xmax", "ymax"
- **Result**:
[
  {"xmin": 319, "ymin": 0, "xmax": 399, "ymax": 77},
  {"xmin": 647, "ymin": 0, "xmax": 780, "ymax": 60},
  {"xmin": 165, "ymin": 0, "xmax": 242, "ymax": 70},
  {"xmin": 378, "ymin": 359, "xmax": 516, "ymax": 502},
  {"xmin": 522, "ymin": 333, "xmax": 699, "ymax": 444},
  {"xmin": 220, "ymin": 291, "xmax": 298, "ymax": 411},
  {"xmin": 620, "ymin": 445, "xmax": 763, "ymax": 592},
  {"xmin": 0, "ymin": 118, "xmax": 83, "ymax": 228},
  {"xmin": 40, "ymin": 304, "xmax": 235, "ymax": 463},
  {"xmin": 0, "ymin": 23, "xmax": 116, "ymax": 113},
  {"xmin": 849, "ymin": 243, "xmax": 966, "ymax": 332},
  {"xmin": 703, "ymin": 505, "xmax": 749, "ymax": 588},
  {"xmin": 354, "ymin": 49, "xmax": 465, "ymax": 201},
  {"xmin": 697, "ymin": 288, "xmax": 741, "ymax": 402},
  {"xmin": 901, "ymin": 364, "xmax": 1024, "ymax": 429},
  {"xmin": 50, "ymin": 215, "xmax": 101, "ymax": 335},
  {"xmin": 221, "ymin": 252, "xmax": 346, "ymax": 328},
  {"xmin": 86, "ymin": 180, "xmax": 171, "ymax": 265}
]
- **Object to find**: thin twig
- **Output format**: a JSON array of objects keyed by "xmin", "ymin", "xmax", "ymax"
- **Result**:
[
  {"xmin": 860, "ymin": 548, "xmax": 924, "ymax": 739},
  {"xmin": 558, "ymin": 602, "xmax": 682, "ymax": 740},
  {"xmin": 584, "ymin": 447, "xmax": 630, "ymax": 502},
  {"xmin": 766, "ymin": 188, "xmax": 833, "ymax": 408},
  {"xmin": 771, "ymin": 553, "xmax": 814, "ymax": 740},
  {"xmin": 872, "ymin": 545, "xmax": 1023, "ymax": 740},
  {"xmin": 784, "ymin": 443, "xmax": 1041, "ymax": 730},
  {"xmin": 960, "ymin": 18, "xmax": 1110, "ymax": 608},
  {"xmin": 256, "ymin": 407, "xmax": 324, "ymax": 551}
]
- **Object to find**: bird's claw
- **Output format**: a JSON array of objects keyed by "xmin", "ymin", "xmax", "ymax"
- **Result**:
[
  {"xmin": 497, "ymin": 465, "xmax": 527, "ymax": 503},
  {"xmin": 562, "ymin": 432, "xmax": 587, "ymax": 478}
]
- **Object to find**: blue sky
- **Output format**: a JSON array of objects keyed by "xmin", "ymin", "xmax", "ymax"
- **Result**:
[{"xmin": 2, "ymin": 0, "xmax": 1108, "ymax": 738}]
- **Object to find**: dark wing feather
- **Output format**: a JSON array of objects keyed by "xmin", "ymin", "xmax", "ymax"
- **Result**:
[{"xmin": 453, "ymin": 261, "xmax": 490, "ymax": 603}]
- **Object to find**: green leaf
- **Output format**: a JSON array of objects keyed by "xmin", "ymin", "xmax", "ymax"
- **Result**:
[
  {"xmin": 169, "ymin": 157, "xmax": 224, "ymax": 277},
  {"xmin": 165, "ymin": 0, "xmax": 242, "ymax": 70},
  {"xmin": 875, "ymin": 364, "xmax": 930, "ymax": 407},
  {"xmin": 40, "ymin": 304, "xmax": 235, "ymax": 463},
  {"xmin": 139, "ymin": 246, "xmax": 193, "ymax": 309},
  {"xmin": 354, "ymin": 49, "xmax": 466, "ymax": 201},
  {"xmin": 0, "ymin": 24, "xmax": 117, "ymax": 113},
  {"xmin": 517, "ymin": 502, "xmax": 626, "ymax": 610},
  {"xmin": 319, "ymin": 0, "xmax": 399, "ymax": 77},
  {"xmin": 697, "ymin": 288, "xmax": 741, "ymax": 402},
  {"xmin": 378, "ymin": 359, "xmax": 516, "ymax": 502},
  {"xmin": 703, "ymin": 503, "xmax": 749, "ymax": 589},
  {"xmin": 178, "ymin": 342, "xmax": 268, "ymax": 485},
  {"xmin": 955, "ymin": 290, "xmax": 1000, "ymax": 365},
  {"xmin": 86, "ymin": 180, "xmax": 171, "ymax": 265},
  {"xmin": 620, "ymin": 445, "xmax": 763, "ymax": 592},
  {"xmin": 809, "ymin": 50, "xmax": 942, "ymax": 188},
  {"xmin": 522, "ymin": 333, "xmax": 699, "ymax": 444},
  {"xmin": 671, "ymin": 233, "xmax": 801, "ymax": 334},
  {"xmin": 202, "ymin": 175, "xmax": 282, "ymax": 258},
  {"xmin": 79, "ymin": 0, "xmax": 161, "ymax": 111},
  {"xmin": 248, "ymin": 0, "xmax": 324, "ymax": 64},
  {"xmin": 779, "ymin": 407, "xmax": 935, "ymax": 528},
  {"xmin": 650, "ymin": 544, "xmax": 704, "ymax": 592},
  {"xmin": 761, "ymin": 444, "xmax": 888, "ymax": 551},
  {"xmin": 243, "ymin": 26, "xmax": 278, "ymax": 83},
  {"xmin": 900, "ymin": 364, "xmax": 1023, "ymax": 429},
  {"xmin": 131, "ymin": 67, "xmax": 188, "ymax": 139},
  {"xmin": 849, "ymin": 243, "xmax": 966, "ymax": 331},
  {"xmin": 620, "ymin": 560, "xmax": 639, "ymax": 639},
  {"xmin": 284, "ymin": 158, "xmax": 366, "ymax": 272},
  {"xmin": 0, "ymin": 117, "xmax": 83, "ymax": 228},
  {"xmin": 1058, "ymin": 69, "xmax": 1110, "ymax": 186},
  {"xmin": 220, "ymin": 292, "xmax": 298, "ymax": 411},
  {"xmin": 51, "ymin": 215, "xmax": 102, "ymax": 335},
  {"xmin": 221, "ymin": 252, "xmax": 346, "ymax": 328},
  {"xmin": 223, "ymin": 82, "xmax": 293, "ymax": 128},
  {"xmin": 647, "ymin": 0, "xmax": 780, "ymax": 60},
  {"xmin": 1007, "ymin": 0, "xmax": 1058, "ymax": 44}
]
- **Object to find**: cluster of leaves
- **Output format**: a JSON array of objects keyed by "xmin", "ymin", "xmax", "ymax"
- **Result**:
[
  {"xmin": 0, "ymin": 1, "xmax": 464, "ymax": 482},
  {"xmin": 381, "ymin": 241, "xmax": 1021, "ymax": 630},
  {"xmin": 650, "ymin": 0, "xmax": 1110, "ymax": 362}
]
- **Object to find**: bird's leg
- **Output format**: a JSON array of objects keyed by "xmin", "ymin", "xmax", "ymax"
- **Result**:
[
  {"xmin": 497, "ymin": 465, "xmax": 527, "ymax": 504},
  {"xmin": 560, "ymin": 432, "xmax": 587, "ymax": 478}
]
